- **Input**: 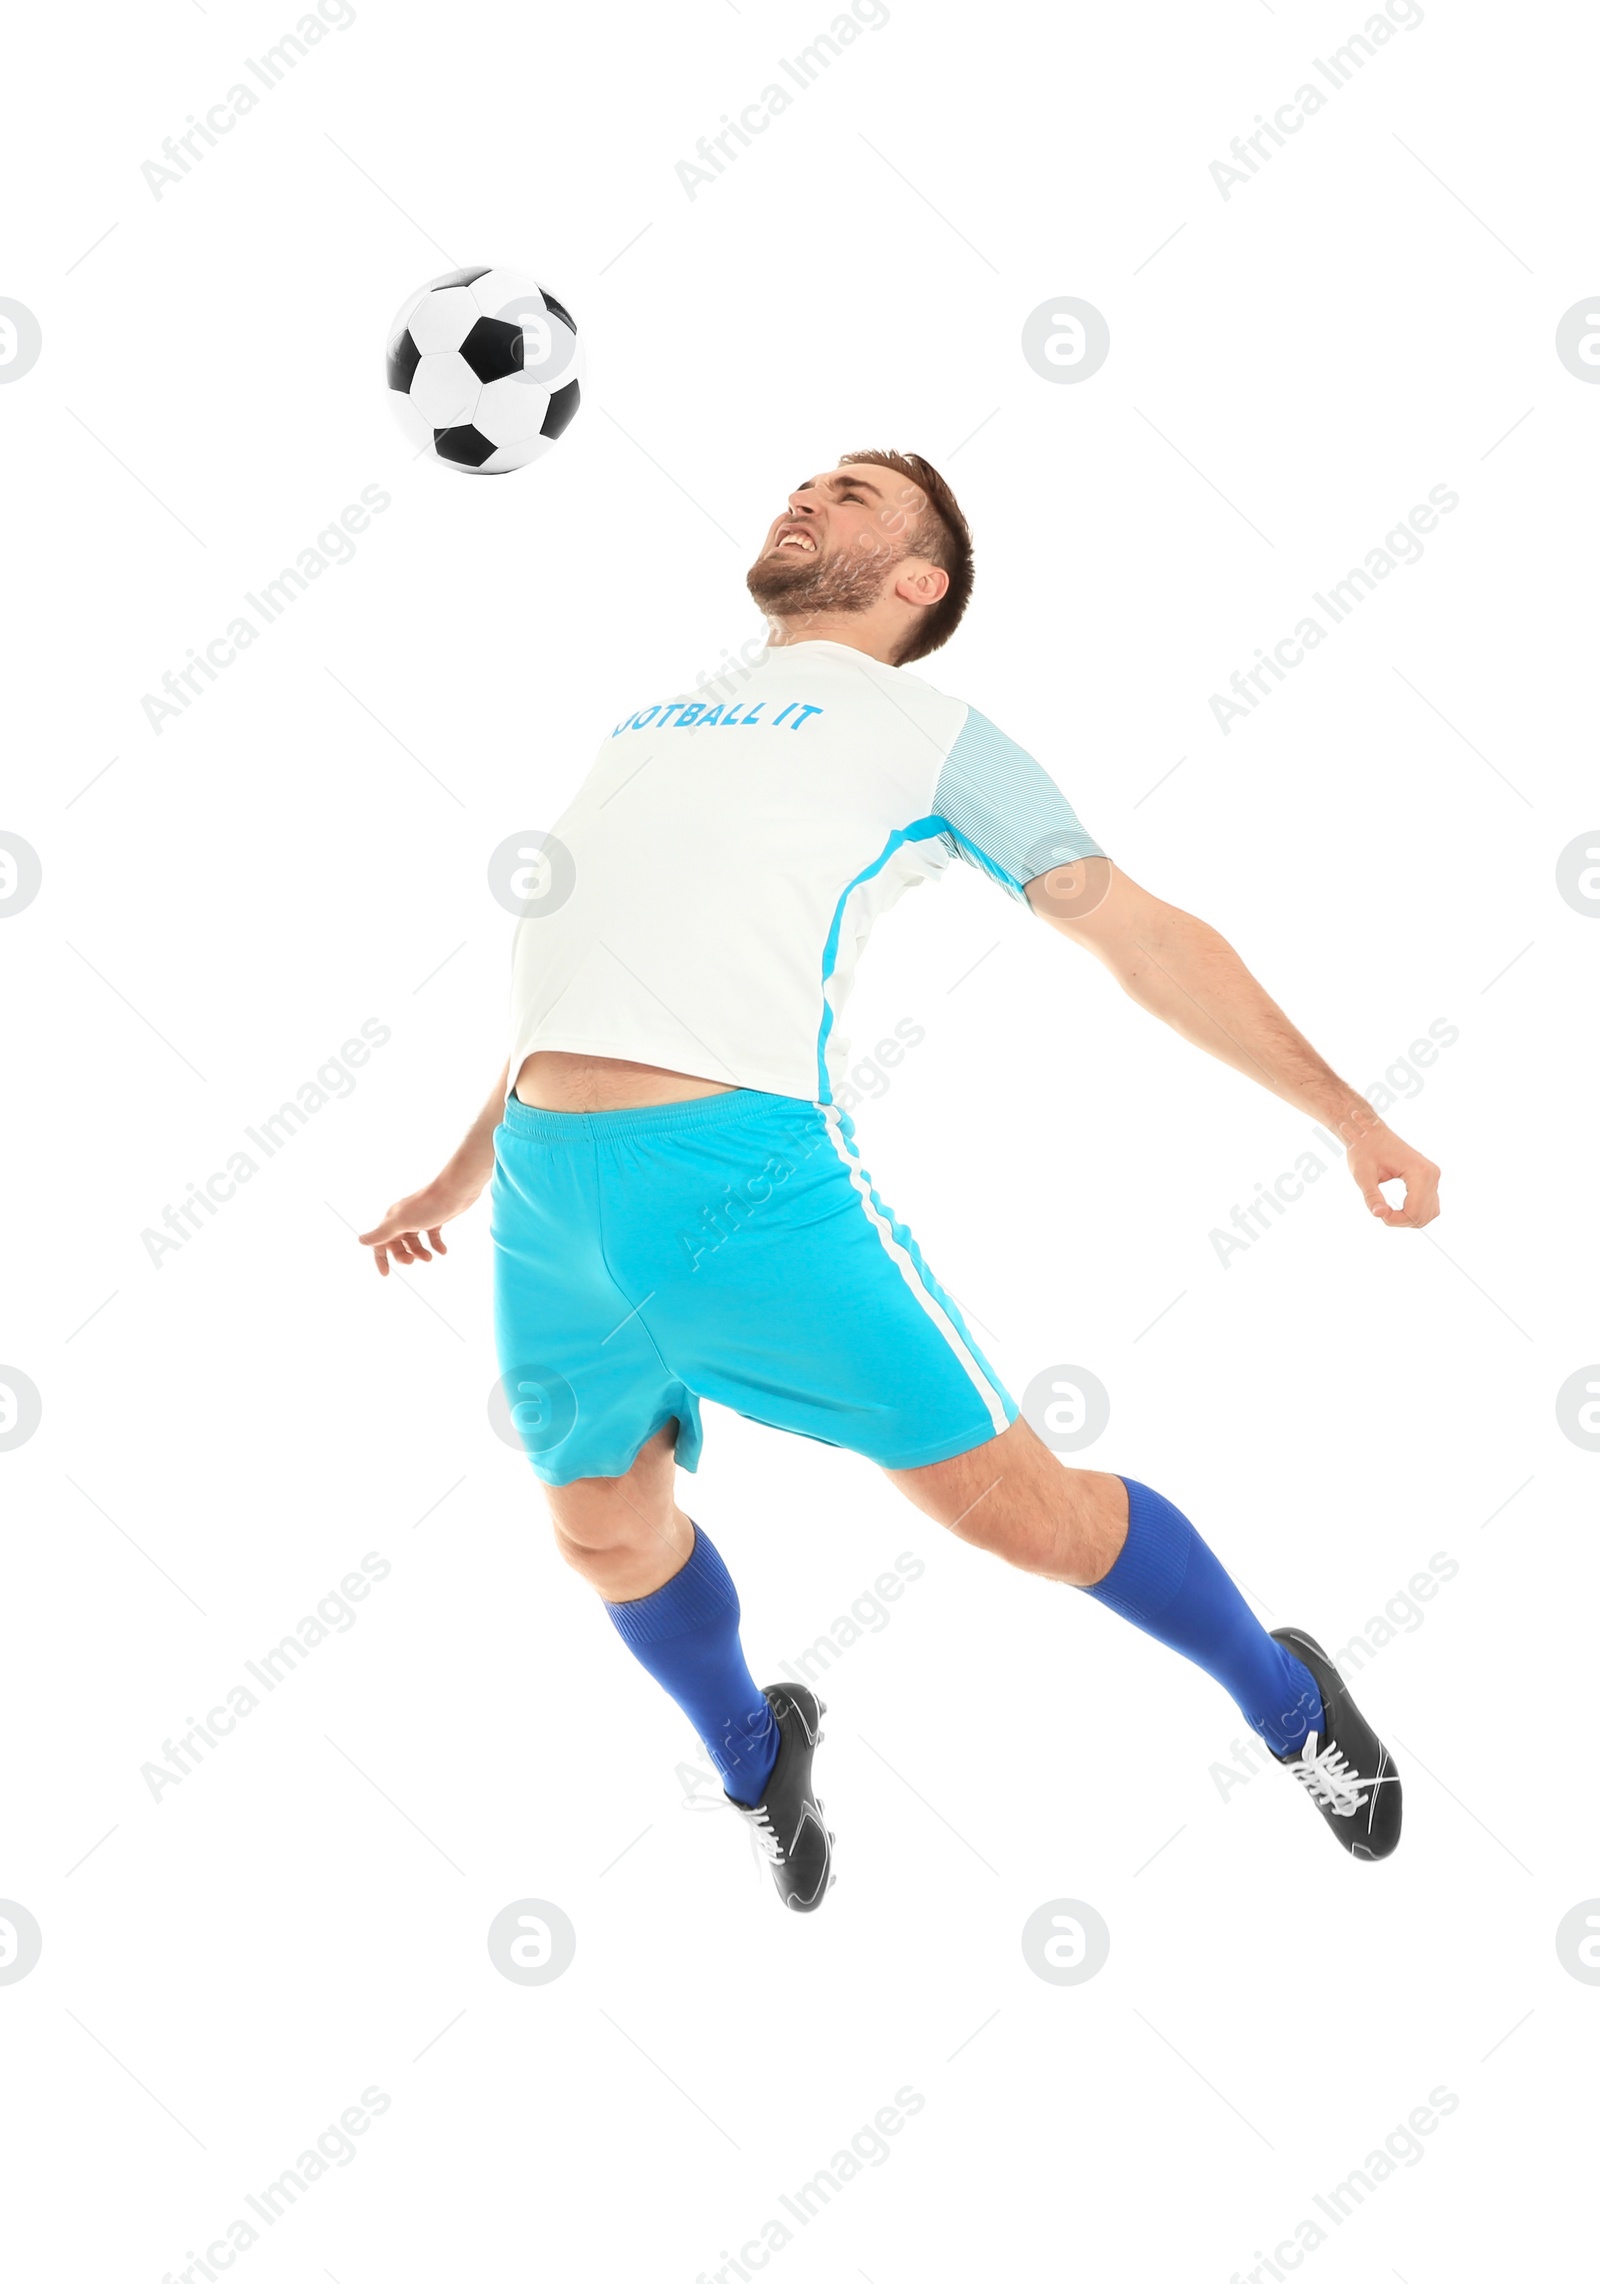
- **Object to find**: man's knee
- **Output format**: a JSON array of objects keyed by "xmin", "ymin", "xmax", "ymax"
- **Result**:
[
  {"xmin": 544, "ymin": 1425, "xmax": 680, "ymax": 1572},
  {"xmin": 549, "ymin": 1504, "xmax": 626, "ymax": 1566},
  {"xmin": 548, "ymin": 1475, "xmax": 661, "ymax": 1557}
]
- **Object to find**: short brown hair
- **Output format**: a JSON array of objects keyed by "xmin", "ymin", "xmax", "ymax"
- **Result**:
[{"xmin": 836, "ymin": 448, "xmax": 974, "ymax": 665}]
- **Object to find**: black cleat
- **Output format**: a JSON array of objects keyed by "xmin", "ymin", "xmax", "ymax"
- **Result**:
[
  {"xmin": 726, "ymin": 1685, "xmax": 835, "ymax": 1912},
  {"xmin": 1270, "ymin": 1626, "xmax": 1403, "ymax": 1861}
]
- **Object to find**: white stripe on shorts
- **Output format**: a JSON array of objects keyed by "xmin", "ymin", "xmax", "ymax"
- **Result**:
[{"xmin": 818, "ymin": 1102, "xmax": 1009, "ymax": 1441}]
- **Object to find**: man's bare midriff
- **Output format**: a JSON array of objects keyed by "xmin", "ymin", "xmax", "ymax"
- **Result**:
[{"xmin": 514, "ymin": 1050, "xmax": 739, "ymax": 1112}]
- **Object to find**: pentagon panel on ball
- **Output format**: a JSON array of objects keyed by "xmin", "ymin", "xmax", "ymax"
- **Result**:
[{"xmin": 385, "ymin": 265, "xmax": 585, "ymax": 475}]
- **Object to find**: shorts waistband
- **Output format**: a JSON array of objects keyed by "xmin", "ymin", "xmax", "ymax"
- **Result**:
[{"xmin": 500, "ymin": 1087, "xmax": 812, "ymax": 1144}]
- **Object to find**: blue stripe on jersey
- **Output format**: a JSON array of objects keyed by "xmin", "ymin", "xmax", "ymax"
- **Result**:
[
  {"xmin": 816, "ymin": 815, "xmax": 950, "ymax": 1103},
  {"xmin": 815, "ymin": 715, "xmax": 1104, "ymax": 1101},
  {"xmin": 932, "ymin": 707, "xmax": 1103, "ymax": 905},
  {"xmin": 814, "ymin": 808, "xmax": 1090, "ymax": 1102}
]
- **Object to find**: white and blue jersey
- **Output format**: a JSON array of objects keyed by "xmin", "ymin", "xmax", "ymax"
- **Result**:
[
  {"xmin": 506, "ymin": 637, "xmax": 1103, "ymax": 1104},
  {"xmin": 493, "ymin": 636, "xmax": 1105, "ymax": 1485}
]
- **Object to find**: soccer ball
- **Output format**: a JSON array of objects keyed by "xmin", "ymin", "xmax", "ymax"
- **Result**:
[{"xmin": 385, "ymin": 266, "xmax": 584, "ymax": 474}]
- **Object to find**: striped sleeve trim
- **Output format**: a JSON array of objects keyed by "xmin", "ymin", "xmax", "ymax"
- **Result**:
[{"xmin": 931, "ymin": 705, "xmax": 1104, "ymax": 902}]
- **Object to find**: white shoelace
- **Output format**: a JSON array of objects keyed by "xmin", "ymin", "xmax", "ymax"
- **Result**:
[
  {"xmin": 1289, "ymin": 1732, "xmax": 1370, "ymax": 1817},
  {"xmin": 745, "ymin": 1806, "xmax": 786, "ymax": 1864}
]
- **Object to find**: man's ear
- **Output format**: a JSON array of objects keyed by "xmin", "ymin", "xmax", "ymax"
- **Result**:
[{"xmin": 895, "ymin": 561, "xmax": 950, "ymax": 609}]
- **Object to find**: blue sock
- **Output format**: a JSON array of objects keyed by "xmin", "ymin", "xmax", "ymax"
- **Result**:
[
  {"xmin": 603, "ymin": 1522, "xmax": 779, "ymax": 1804},
  {"xmin": 1084, "ymin": 1479, "xmax": 1324, "ymax": 1757}
]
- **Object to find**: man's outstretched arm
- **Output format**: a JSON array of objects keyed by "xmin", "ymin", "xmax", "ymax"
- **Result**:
[
  {"xmin": 1026, "ymin": 859, "xmax": 1440, "ymax": 1228},
  {"xmin": 359, "ymin": 1060, "xmax": 509, "ymax": 1275}
]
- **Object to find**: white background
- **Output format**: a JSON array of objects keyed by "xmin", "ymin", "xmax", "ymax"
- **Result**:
[{"xmin": 3, "ymin": 0, "xmax": 1596, "ymax": 2277}]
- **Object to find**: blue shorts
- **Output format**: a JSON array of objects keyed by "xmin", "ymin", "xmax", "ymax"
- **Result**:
[{"xmin": 490, "ymin": 1088, "xmax": 1017, "ymax": 1486}]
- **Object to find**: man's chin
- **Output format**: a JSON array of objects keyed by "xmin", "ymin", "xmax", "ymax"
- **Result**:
[
  {"xmin": 746, "ymin": 563, "xmax": 819, "ymax": 609},
  {"xmin": 747, "ymin": 561, "xmax": 869, "ymax": 616}
]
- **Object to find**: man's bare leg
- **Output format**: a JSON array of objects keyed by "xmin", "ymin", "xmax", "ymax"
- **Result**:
[
  {"xmin": 887, "ymin": 1416, "xmax": 1128, "ymax": 1586},
  {"xmin": 542, "ymin": 1421, "xmax": 690, "ymax": 1601},
  {"xmin": 886, "ymin": 1416, "xmax": 1328, "ymax": 1765},
  {"xmin": 884, "ymin": 1417, "xmax": 1401, "ymax": 1856}
]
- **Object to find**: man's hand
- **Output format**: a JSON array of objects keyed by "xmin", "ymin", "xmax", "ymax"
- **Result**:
[
  {"xmin": 359, "ymin": 1172, "xmax": 484, "ymax": 1276},
  {"xmin": 360, "ymin": 1061, "xmax": 510, "ymax": 1278},
  {"xmin": 1344, "ymin": 1120, "xmax": 1441, "ymax": 1229}
]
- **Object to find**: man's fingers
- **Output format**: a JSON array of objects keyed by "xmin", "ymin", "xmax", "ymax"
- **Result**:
[
  {"xmin": 360, "ymin": 1213, "xmax": 418, "ymax": 1249},
  {"xmin": 1381, "ymin": 1158, "xmax": 1441, "ymax": 1228},
  {"xmin": 366, "ymin": 1227, "xmax": 436, "ymax": 1275},
  {"xmin": 1358, "ymin": 1160, "xmax": 1441, "ymax": 1228},
  {"xmin": 360, "ymin": 1206, "xmax": 452, "ymax": 1281},
  {"xmin": 1397, "ymin": 1167, "xmax": 1441, "ymax": 1227}
]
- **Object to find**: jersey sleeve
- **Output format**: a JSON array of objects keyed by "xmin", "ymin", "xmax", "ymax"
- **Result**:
[{"xmin": 930, "ymin": 707, "xmax": 1105, "ymax": 904}]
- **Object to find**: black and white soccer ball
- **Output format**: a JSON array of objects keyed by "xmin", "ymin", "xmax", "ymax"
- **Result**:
[{"xmin": 385, "ymin": 266, "xmax": 584, "ymax": 474}]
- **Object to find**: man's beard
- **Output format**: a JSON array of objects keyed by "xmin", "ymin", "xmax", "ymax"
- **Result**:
[{"xmin": 746, "ymin": 533, "xmax": 909, "ymax": 623}]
